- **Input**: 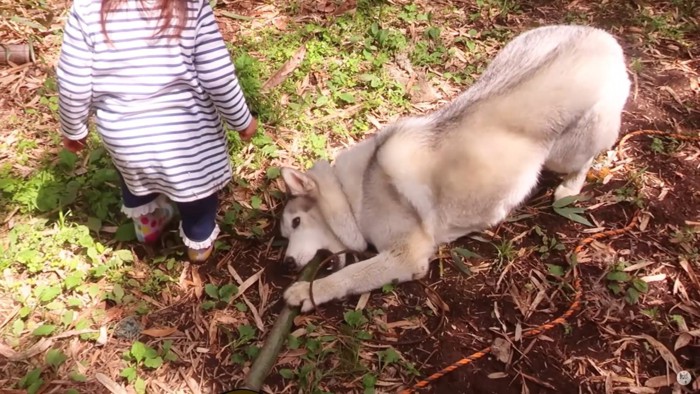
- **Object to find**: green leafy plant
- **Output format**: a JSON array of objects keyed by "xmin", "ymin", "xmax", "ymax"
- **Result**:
[
  {"xmin": 605, "ymin": 260, "xmax": 649, "ymax": 304},
  {"xmin": 552, "ymin": 194, "xmax": 593, "ymax": 226},
  {"xmin": 201, "ymin": 282, "xmax": 239, "ymax": 310},
  {"xmin": 17, "ymin": 368, "xmax": 44, "ymax": 394},
  {"xmin": 120, "ymin": 340, "xmax": 176, "ymax": 393},
  {"xmin": 534, "ymin": 225, "xmax": 566, "ymax": 259},
  {"xmin": 229, "ymin": 325, "xmax": 259, "ymax": 365}
]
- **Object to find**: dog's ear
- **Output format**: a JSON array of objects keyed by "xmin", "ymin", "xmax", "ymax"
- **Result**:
[{"xmin": 281, "ymin": 167, "xmax": 316, "ymax": 196}]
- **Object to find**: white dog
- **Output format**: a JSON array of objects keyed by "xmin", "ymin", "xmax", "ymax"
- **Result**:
[{"xmin": 278, "ymin": 24, "xmax": 631, "ymax": 312}]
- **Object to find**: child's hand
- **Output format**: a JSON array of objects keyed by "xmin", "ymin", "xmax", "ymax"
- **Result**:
[
  {"xmin": 238, "ymin": 117, "xmax": 258, "ymax": 141},
  {"xmin": 63, "ymin": 136, "xmax": 86, "ymax": 153}
]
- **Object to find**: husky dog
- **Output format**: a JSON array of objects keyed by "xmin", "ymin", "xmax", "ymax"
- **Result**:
[{"xmin": 279, "ymin": 24, "xmax": 630, "ymax": 312}]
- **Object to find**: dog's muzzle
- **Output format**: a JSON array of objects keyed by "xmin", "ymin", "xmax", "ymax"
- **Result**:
[{"xmin": 283, "ymin": 256, "xmax": 297, "ymax": 272}]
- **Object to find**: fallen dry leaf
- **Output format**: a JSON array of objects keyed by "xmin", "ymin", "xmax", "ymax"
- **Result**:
[
  {"xmin": 95, "ymin": 373, "xmax": 127, "ymax": 394},
  {"xmin": 261, "ymin": 44, "xmax": 306, "ymax": 93},
  {"xmin": 674, "ymin": 333, "xmax": 693, "ymax": 351},
  {"xmin": 488, "ymin": 372, "xmax": 508, "ymax": 379},
  {"xmin": 141, "ymin": 326, "xmax": 178, "ymax": 338},
  {"xmin": 644, "ymin": 374, "xmax": 675, "ymax": 388}
]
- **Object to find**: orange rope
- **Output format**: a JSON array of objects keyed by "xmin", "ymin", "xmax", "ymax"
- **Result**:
[{"xmin": 399, "ymin": 129, "xmax": 700, "ymax": 393}]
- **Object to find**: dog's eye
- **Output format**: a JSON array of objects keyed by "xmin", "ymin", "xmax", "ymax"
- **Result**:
[{"xmin": 292, "ymin": 217, "xmax": 300, "ymax": 229}]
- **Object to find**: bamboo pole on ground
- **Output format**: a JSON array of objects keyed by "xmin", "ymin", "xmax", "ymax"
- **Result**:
[{"xmin": 242, "ymin": 256, "xmax": 321, "ymax": 391}]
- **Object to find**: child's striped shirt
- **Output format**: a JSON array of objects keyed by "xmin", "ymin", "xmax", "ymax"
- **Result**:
[{"xmin": 57, "ymin": 0, "xmax": 253, "ymax": 202}]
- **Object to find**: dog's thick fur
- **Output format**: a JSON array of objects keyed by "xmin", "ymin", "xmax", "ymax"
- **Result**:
[{"xmin": 279, "ymin": 24, "xmax": 631, "ymax": 312}]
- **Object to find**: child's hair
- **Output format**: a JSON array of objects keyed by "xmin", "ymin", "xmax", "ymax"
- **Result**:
[{"xmin": 100, "ymin": 0, "xmax": 188, "ymax": 42}]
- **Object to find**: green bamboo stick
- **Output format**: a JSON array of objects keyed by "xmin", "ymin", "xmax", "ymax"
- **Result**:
[{"xmin": 242, "ymin": 256, "xmax": 321, "ymax": 391}]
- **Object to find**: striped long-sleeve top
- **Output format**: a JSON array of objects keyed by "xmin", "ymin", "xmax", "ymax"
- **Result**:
[{"xmin": 56, "ymin": 0, "xmax": 253, "ymax": 202}]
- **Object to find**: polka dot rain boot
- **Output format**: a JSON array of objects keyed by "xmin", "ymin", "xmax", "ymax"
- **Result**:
[{"xmin": 134, "ymin": 199, "xmax": 176, "ymax": 245}]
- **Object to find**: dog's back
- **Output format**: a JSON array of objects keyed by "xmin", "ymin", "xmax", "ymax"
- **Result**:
[{"xmin": 368, "ymin": 25, "xmax": 630, "ymax": 244}]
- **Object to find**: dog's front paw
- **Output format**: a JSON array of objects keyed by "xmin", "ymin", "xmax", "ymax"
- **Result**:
[{"xmin": 283, "ymin": 281, "xmax": 317, "ymax": 312}]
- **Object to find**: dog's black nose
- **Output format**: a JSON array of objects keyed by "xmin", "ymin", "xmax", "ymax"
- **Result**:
[{"xmin": 283, "ymin": 256, "xmax": 296, "ymax": 271}]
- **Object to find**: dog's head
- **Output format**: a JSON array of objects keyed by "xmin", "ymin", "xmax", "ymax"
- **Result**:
[{"xmin": 279, "ymin": 167, "xmax": 346, "ymax": 271}]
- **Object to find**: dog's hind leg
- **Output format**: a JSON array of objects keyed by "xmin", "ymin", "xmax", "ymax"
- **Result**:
[
  {"xmin": 283, "ymin": 230, "xmax": 435, "ymax": 312},
  {"xmin": 546, "ymin": 99, "xmax": 625, "ymax": 201}
]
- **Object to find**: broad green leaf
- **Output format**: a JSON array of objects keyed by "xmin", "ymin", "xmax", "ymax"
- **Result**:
[
  {"xmin": 343, "ymin": 310, "xmax": 367, "ymax": 328},
  {"xmin": 114, "ymin": 249, "xmax": 134, "ymax": 263},
  {"xmin": 279, "ymin": 368, "xmax": 295, "ymax": 379},
  {"xmin": 625, "ymin": 287, "xmax": 640, "ymax": 304},
  {"xmin": 32, "ymin": 324, "xmax": 57, "ymax": 336},
  {"xmin": 379, "ymin": 347, "xmax": 400, "ymax": 365},
  {"xmin": 143, "ymin": 356, "xmax": 163, "ymax": 369},
  {"xmin": 115, "ymin": 222, "xmax": 136, "ymax": 242},
  {"xmin": 553, "ymin": 193, "xmax": 591, "ymax": 208},
  {"xmin": 204, "ymin": 284, "xmax": 219, "ymax": 300},
  {"xmin": 86, "ymin": 216, "xmax": 102, "ymax": 232},
  {"xmin": 546, "ymin": 264, "xmax": 565, "ymax": 277},
  {"xmin": 64, "ymin": 272, "xmax": 84, "ymax": 290},
  {"xmin": 606, "ymin": 271, "xmax": 630, "ymax": 282},
  {"xmin": 231, "ymin": 353, "xmax": 246, "ymax": 364},
  {"xmin": 164, "ymin": 350, "xmax": 178, "ymax": 362},
  {"xmin": 19, "ymin": 368, "xmax": 42, "ymax": 389},
  {"xmin": 238, "ymin": 325, "xmax": 256, "ymax": 342},
  {"xmin": 45, "ymin": 301, "xmax": 64, "ymax": 310},
  {"xmin": 362, "ymin": 373, "xmax": 377, "ymax": 391},
  {"xmin": 120, "ymin": 366, "xmax": 137, "ymax": 383},
  {"xmin": 19, "ymin": 306, "xmax": 32, "ymax": 318},
  {"xmin": 12, "ymin": 319, "xmax": 24, "ymax": 336},
  {"xmin": 130, "ymin": 341, "xmax": 148, "ymax": 362},
  {"xmin": 134, "ymin": 377, "xmax": 147, "ymax": 394},
  {"xmin": 553, "ymin": 206, "xmax": 593, "ymax": 227},
  {"xmin": 86, "ymin": 247, "xmax": 100, "ymax": 263},
  {"xmin": 287, "ymin": 335, "xmax": 301, "ymax": 349},
  {"xmin": 67, "ymin": 297, "xmax": 82, "ymax": 307},
  {"xmin": 218, "ymin": 283, "xmax": 238, "ymax": 302},
  {"xmin": 356, "ymin": 330, "xmax": 373, "ymax": 340},
  {"xmin": 58, "ymin": 149, "xmax": 78, "ymax": 170},
  {"xmin": 200, "ymin": 300, "xmax": 216, "ymax": 310},
  {"xmin": 607, "ymin": 282, "xmax": 623, "ymax": 295},
  {"xmin": 111, "ymin": 284, "xmax": 125, "ymax": 301},
  {"xmin": 250, "ymin": 195, "xmax": 262, "ymax": 210},
  {"xmin": 39, "ymin": 286, "xmax": 62, "ymax": 303},
  {"xmin": 45, "ymin": 349, "xmax": 67, "ymax": 369},
  {"xmin": 338, "ymin": 92, "xmax": 355, "ymax": 103},
  {"xmin": 632, "ymin": 278, "xmax": 649, "ymax": 293},
  {"xmin": 245, "ymin": 344, "xmax": 259, "ymax": 359},
  {"xmin": 266, "ymin": 167, "xmax": 281, "ymax": 180},
  {"xmin": 69, "ymin": 371, "xmax": 87, "ymax": 382}
]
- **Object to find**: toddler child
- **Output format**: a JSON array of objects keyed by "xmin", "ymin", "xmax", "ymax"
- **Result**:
[{"xmin": 57, "ymin": 0, "xmax": 257, "ymax": 262}]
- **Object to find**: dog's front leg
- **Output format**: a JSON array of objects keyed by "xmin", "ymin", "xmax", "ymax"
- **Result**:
[{"xmin": 284, "ymin": 232, "xmax": 434, "ymax": 312}]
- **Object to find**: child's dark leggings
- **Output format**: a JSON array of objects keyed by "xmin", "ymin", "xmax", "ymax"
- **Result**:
[{"xmin": 119, "ymin": 176, "xmax": 218, "ymax": 245}]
